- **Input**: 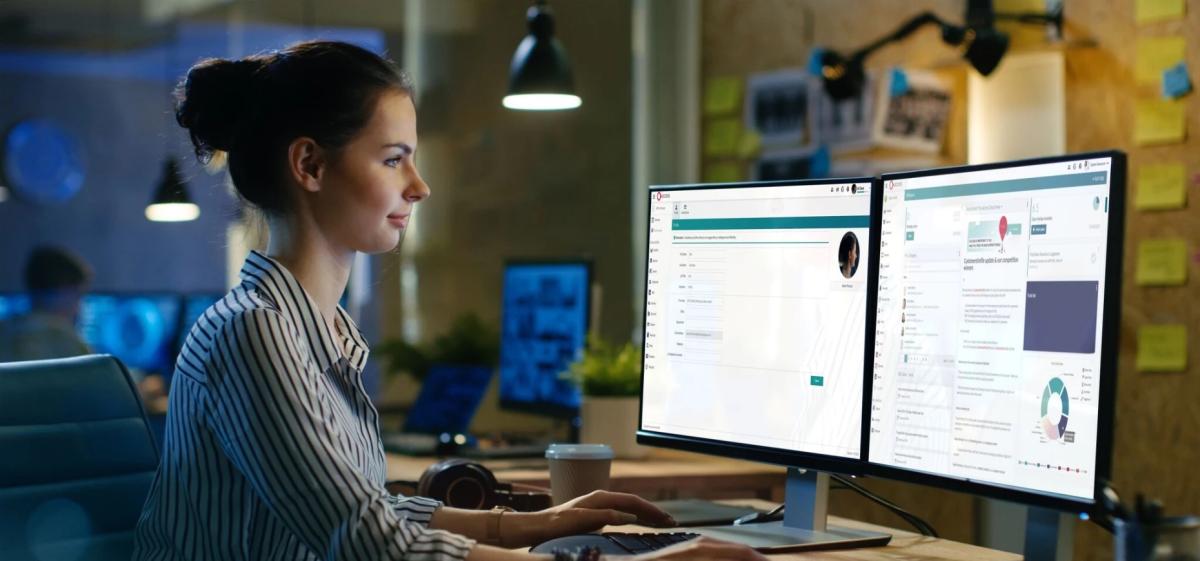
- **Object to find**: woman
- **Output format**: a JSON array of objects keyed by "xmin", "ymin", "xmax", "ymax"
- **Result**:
[
  {"xmin": 838, "ymin": 232, "xmax": 859, "ymax": 279},
  {"xmin": 133, "ymin": 41, "xmax": 764, "ymax": 561}
]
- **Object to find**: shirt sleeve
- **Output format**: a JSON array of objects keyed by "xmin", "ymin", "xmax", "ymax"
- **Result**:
[
  {"xmin": 385, "ymin": 494, "xmax": 445, "ymax": 524},
  {"xmin": 205, "ymin": 309, "xmax": 475, "ymax": 561}
]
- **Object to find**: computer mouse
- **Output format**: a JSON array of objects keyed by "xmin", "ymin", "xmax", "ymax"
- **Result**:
[{"xmin": 529, "ymin": 534, "xmax": 630, "ymax": 555}]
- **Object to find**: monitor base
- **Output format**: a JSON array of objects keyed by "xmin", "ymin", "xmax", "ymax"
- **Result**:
[
  {"xmin": 693, "ymin": 521, "xmax": 891, "ymax": 552},
  {"xmin": 686, "ymin": 467, "xmax": 891, "ymax": 552}
]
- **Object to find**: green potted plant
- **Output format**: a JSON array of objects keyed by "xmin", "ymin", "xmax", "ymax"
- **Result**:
[{"xmin": 565, "ymin": 336, "xmax": 649, "ymax": 459}]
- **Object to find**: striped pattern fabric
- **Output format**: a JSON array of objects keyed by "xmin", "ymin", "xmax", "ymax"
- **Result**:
[{"xmin": 133, "ymin": 251, "xmax": 474, "ymax": 560}]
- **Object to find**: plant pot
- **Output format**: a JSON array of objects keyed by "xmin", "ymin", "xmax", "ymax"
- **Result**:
[{"xmin": 580, "ymin": 396, "xmax": 650, "ymax": 459}]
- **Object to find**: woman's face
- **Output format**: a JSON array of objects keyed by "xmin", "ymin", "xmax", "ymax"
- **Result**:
[
  {"xmin": 849, "ymin": 242, "xmax": 858, "ymax": 265},
  {"xmin": 311, "ymin": 89, "xmax": 429, "ymax": 254}
]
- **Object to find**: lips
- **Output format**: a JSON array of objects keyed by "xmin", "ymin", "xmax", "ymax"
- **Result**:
[{"xmin": 387, "ymin": 213, "xmax": 410, "ymax": 227}]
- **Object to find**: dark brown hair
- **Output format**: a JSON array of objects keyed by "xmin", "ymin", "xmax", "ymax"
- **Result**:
[
  {"xmin": 25, "ymin": 246, "xmax": 91, "ymax": 293},
  {"xmin": 174, "ymin": 40, "xmax": 414, "ymax": 215}
]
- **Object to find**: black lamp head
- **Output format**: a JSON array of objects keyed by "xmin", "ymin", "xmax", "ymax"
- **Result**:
[
  {"xmin": 503, "ymin": 0, "xmax": 581, "ymax": 110},
  {"xmin": 146, "ymin": 157, "xmax": 199, "ymax": 222},
  {"xmin": 818, "ymin": 50, "xmax": 867, "ymax": 102},
  {"xmin": 963, "ymin": 26, "xmax": 1009, "ymax": 76}
]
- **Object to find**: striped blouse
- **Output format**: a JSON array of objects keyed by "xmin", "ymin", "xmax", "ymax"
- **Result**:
[{"xmin": 133, "ymin": 251, "xmax": 475, "ymax": 560}]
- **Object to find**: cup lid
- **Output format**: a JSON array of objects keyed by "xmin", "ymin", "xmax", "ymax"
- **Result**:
[{"xmin": 545, "ymin": 443, "xmax": 615, "ymax": 460}]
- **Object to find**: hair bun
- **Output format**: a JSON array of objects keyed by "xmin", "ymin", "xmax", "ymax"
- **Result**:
[{"xmin": 175, "ymin": 57, "xmax": 266, "ymax": 161}]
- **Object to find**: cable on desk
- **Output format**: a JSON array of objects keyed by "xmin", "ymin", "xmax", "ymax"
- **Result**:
[{"xmin": 832, "ymin": 474, "xmax": 939, "ymax": 538}]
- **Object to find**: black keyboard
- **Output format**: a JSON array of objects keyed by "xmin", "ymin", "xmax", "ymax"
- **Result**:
[{"xmin": 529, "ymin": 532, "xmax": 701, "ymax": 555}]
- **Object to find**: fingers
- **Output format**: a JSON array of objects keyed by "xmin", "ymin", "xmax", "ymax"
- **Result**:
[
  {"xmin": 556, "ymin": 508, "xmax": 639, "ymax": 535},
  {"xmin": 571, "ymin": 491, "xmax": 676, "ymax": 527}
]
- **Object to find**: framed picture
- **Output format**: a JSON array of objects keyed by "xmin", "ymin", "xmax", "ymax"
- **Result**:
[
  {"xmin": 812, "ymin": 71, "xmax": 877, "ymax": 152},
  {"xmin": 744, "ymin": 69, "xmax": 815, "ymax": 147},
  {"xmin": 872, "ymin": 70, "xmax": 951, "ymax": 153}
]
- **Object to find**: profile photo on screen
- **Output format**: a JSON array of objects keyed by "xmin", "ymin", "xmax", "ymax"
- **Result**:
[{"xmin": 838, "ymin": 231, "xmax": 860, "ymax": 279}]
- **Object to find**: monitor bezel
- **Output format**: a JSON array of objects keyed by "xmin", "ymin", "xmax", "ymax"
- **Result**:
[
  {"xmin": 497, "ymin": 258, "xmax": 594, "ymax": 420},
  {"xmin": 635, "ymin": 177, "xmax": 878, "ymax": 477},
  {"xmin": 864, "ymin": 150, "xmax": 1126, "ymax": 514}
]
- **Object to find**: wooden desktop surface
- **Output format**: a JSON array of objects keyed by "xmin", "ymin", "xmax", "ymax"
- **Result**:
[
  {"xmin": 388, "ymin": 453, "xmax": 1019, "ymax": 559},
  {"xmin": 386, "ymin": 448, "xmax": 787, "ymax": 500},
  {"xmin": 608, "ymin": 500, "xmax": 1021, "ymax": 560}
]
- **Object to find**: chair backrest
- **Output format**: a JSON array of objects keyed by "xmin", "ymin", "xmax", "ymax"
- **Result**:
[{"xmin": 0, "ymin": 354, "xmax": 160, "ymax": 561}]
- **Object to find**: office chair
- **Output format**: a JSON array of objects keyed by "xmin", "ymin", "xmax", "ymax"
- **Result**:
[{"xmin": 0, "ymin": 355, "xmax": 160, "ymax": 561}]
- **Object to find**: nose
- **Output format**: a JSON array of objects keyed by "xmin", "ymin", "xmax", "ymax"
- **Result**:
[{"xmin": 403, "ymin": 161, "xmax": 431, "ymax": 203}]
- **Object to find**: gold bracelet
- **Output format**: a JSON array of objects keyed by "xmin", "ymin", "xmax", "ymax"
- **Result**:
[{"xmin": 485, "ymin": 506, "xmax": 514, "ymax": 547}]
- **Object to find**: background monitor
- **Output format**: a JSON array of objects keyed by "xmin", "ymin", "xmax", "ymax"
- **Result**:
[
  {"xmin": 637, "ymin": 178, "xmax": 874, "ymax": 474},
  {"xmin": 77, "ymin": 293, "xmax": 182, "ymax": 374},
  {"xmin": 0, "ymin": 293, "xmax": 31, "ymax": 321},
  {"xmin": 403, "ymin": 365, "xmax": 494, "ymax": 435},
  {"xmin": 868, "ymin": 152, "xmax": 1124, "ymax": 512},
  {"xmin": 498, "ymin": 261, "xmax": 592, "ymax": 418}
]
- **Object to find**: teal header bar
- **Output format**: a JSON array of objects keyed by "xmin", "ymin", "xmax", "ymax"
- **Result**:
[
  {"xmin": 672, "ymin": 215, "xmax": 870, "ymax": 231},
  {"xmin": 904, "ymin": 171, "xmax": 1108, "ymax": 201}
]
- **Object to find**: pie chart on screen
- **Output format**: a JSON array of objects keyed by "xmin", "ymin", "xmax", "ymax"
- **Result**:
[{"xmin": 1040, "ymin": 377, "xmax": 1070, "ymax": 441}]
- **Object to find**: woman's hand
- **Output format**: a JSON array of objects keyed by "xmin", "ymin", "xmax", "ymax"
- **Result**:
[
  {"xmin": 630, "ymin": 536, "xmax": 768, "ymax": 560},
  {"xmin": 502, "ymin": 490, "xmax": 676, "ymax": 548}
]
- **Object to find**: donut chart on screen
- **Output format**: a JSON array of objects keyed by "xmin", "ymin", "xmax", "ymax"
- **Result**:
[{"xmin": 1040, "ymin": 377, "xmax": 1070, "ymax": 441}]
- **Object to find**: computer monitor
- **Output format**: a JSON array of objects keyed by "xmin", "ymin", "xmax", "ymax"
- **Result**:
[
  {"xmin": 638, "ymin": 178, "xmax": 873, "ymax": 473},
  {"xmin": 0, "ymin": 293, "xmax": 31, "ymax": 321},
  {"xmin": 77, "ymin": 293, "xmax": 182, "ymax": 374},
  {"xmin": 868, "ymin": 152, "xmax": 1125, "ymax": 514},
  {"xmin": 498, "ymin": 261, "xmax": 591, "ymax": 418},
  {"xmin": 403, "ymin": 365, "xmax": 494, "ymax": 435},
  {"xmin": 637, "ymin": 178, "xmax": 891, "ymax": 550}
]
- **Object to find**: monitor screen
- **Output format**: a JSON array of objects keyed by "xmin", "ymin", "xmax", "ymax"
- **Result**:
[
  {"xmin": 640, "ymin": 179, "xmax": 872, "ymax": 461},
  {"xmin": 403, "ymin": 365, "xmax": 494, "ymax": 435},
  {"xmin": 498, "ymin": 262, "xmax": 591, "ymax": 417},
  {"xmin": 78, "ymin": 294, "xmax": 182, "ymax": 374},
  {"xmin": 870, "ymin": 154, "xmax": 1119, "ymax": 504},
  {"xmin": 0, "ymin": 293, "xmax": 31, "ymax": 321}
]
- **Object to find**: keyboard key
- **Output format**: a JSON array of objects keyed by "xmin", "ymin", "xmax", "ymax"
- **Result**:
[{"xmin": 606, "ymin": 533, "xmax": 655, "ymax": 553}]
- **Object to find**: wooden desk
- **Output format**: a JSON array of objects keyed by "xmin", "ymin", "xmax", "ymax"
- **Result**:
[
  {"xmin": 611, "ymin": 499, "xmax": 1021, "ymax": 561},
  {"xmin": 386, "ymin": 449, "xmax": 786, "ymax": 501}
]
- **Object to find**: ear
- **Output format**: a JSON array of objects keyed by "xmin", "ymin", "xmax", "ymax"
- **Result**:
[{"xmin": 286, "ymin": 137, "xmax": 327, "ymax": 193}]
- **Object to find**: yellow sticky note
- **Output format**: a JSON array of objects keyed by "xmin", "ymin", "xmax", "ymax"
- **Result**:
[
  {"xmin": 704, "ymin": 76, "xmax": 742, "ymax": 116},
  {"xmin": 1135, "ymin": 37, "xmax": 1185, "ymax": 86},
  {"xmin": 705, "ymin": 118, "xmax": 741, "ymax": 157},
  {"xmin": 1136, "ymin": 238, "xmax": 1189, "ymax": 285},
  {"xmin": 703, "ymin": 162, "xmax": 743, "ymax": 183},
  {"xmin": 1137, "ymin": 324, "xmax": 1188, "ymax": 372},
  {"xmin": 1135, "ymin": 99, "xmax": 1186, "ymax": 145},
  {"xmin": 736, "ymin": 130, "xmax": 762, "ymax": 158},
  {"xmin": 1136, "ymin": 163, "xmax": 1187, "ymax": 210},
  {"xmin": 1137, "ymin": 0, "xmax": 1186, "ymax": 23}
]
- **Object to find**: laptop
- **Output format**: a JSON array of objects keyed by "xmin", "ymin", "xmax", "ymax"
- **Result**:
[{"xmin": 382, "ymin": 365, "xmax": 493, "ymax": 455}]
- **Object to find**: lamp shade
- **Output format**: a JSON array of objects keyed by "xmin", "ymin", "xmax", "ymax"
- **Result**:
[
  {"xmin": 145, "ymin": 157, "xmax": 199, "ymax": 222},
  {"xmin": 964, "ymin": 27, "xmax": 1009, "ymax": 76},
  {"xmin": 503, "ymin": 1, "xmax": 581, "ymax": 111}
]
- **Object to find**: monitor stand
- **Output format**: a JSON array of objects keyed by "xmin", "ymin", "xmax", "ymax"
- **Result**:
[
  {"xmin": 692, "ymin": 468, "xmax": 891, "ymax": 553},
  {"xmin": 1024, "ymin": 506, "xmax": 1075, "ymax": 561}
]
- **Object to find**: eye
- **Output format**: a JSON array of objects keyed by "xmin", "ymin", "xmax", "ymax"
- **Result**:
[{"xmin": 384, "ymin": 155, "xmax": 405, "ymax": 168}]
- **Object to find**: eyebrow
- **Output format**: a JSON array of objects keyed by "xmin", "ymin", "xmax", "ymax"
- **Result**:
[{"xmin": 383, "ymin": 142, "xmax": 415, "ymax": 155}]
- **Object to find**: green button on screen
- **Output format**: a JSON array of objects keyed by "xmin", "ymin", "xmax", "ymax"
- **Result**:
[{"xmin": 811, "ymin": 376, "xmax": 824, "ymax": 386}]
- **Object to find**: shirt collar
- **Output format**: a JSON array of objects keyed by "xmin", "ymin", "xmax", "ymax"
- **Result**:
[{"xmin": 239, "ymin": 250, "xmax": 369, "ymax": 373}]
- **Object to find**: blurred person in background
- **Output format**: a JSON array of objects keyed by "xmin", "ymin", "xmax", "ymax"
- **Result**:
[{"xmin": 0, "ymin": 246, "xmax": 92, "ymax": 362}]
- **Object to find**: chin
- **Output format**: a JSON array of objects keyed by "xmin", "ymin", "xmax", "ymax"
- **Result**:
[{"xmin": 362, "ymin": 231, "xmax": 403, "ymax": 254}]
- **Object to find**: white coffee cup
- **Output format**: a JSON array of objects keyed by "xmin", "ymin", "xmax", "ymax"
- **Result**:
[{"xmin": 545, "ymin": 443, "xmax": 614, "ymax": 505}]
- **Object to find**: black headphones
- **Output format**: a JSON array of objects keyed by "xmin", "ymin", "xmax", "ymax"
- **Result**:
[{"xmin": 387, "ymin": 459, "xmax": 552, "ymax": 512}]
